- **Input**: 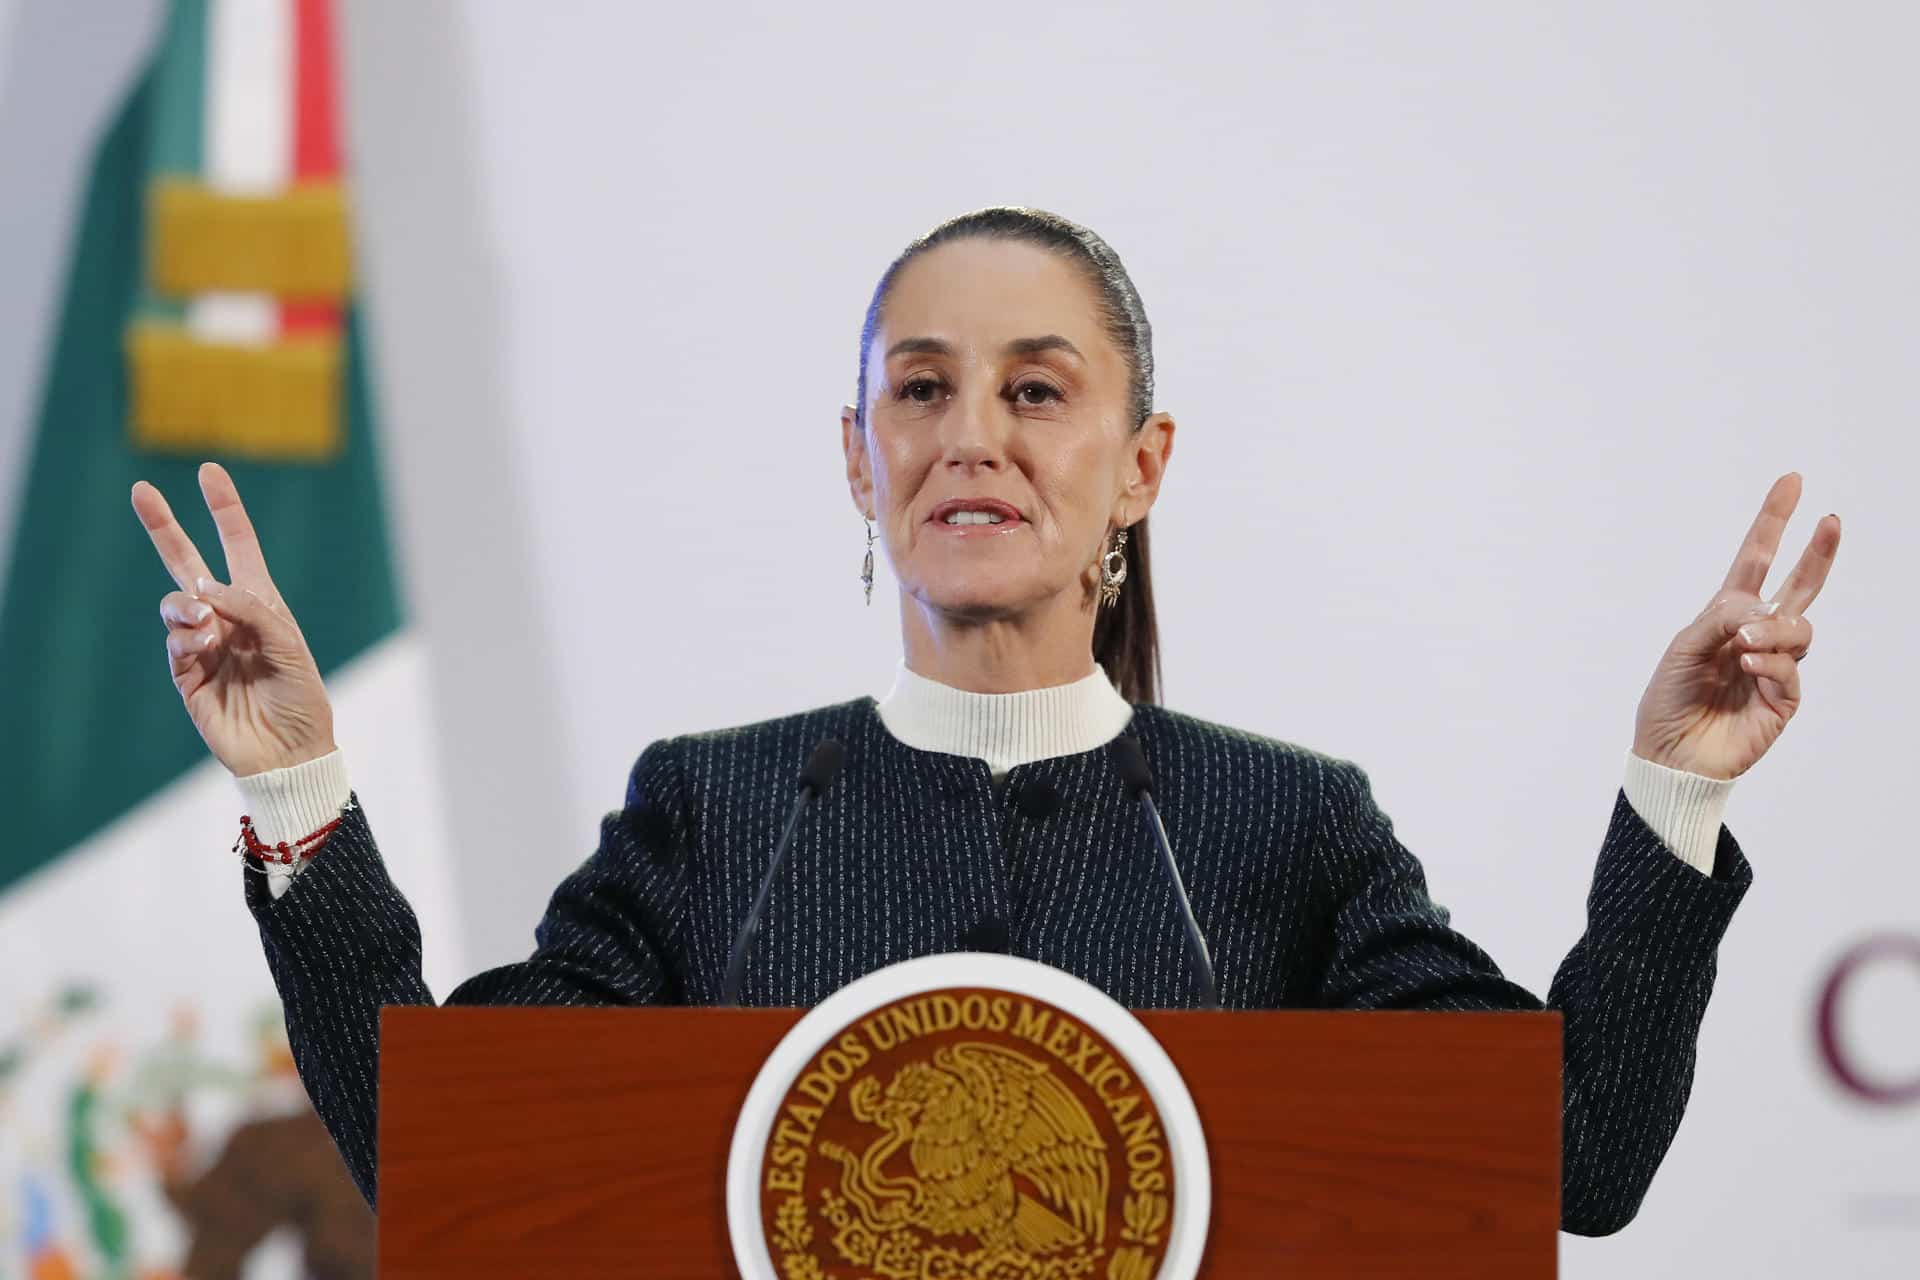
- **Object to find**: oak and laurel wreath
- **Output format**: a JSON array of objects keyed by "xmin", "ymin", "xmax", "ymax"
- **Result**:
[
  {"xmin": 774, "ymin": 1193, "xmax": 822, "ymax": 1279},
  {"xmin": 1119, "ymin": 1190, "xmax": 1169, "ymax": 1246},
  {"xmin": 773, "ymin": 1187, "xmax": 1164, "ymax": 1279}
]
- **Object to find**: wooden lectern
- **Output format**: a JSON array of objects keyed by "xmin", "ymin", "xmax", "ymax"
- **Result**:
[{"xmin": 377, "ymin": 1007, "xmax": 1561, "ymax": 1277}]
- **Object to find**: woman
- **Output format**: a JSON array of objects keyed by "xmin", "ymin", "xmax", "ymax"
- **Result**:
[{"xmin": 131, "ymin": 207, "xmax": 1839, "ymax": 1235}]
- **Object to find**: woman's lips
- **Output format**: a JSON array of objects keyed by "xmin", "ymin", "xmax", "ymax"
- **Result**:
[
  {"xmin": 929, "ymin": 497, "xmax": 1022, "ymax": 521},
  {"xmin": 927, "ymin": 498, "xmax": 1025, "ymax": 537},
  {"xmin": 930, "ymin": 517, "xmax": 1023, "ymax": 537}
]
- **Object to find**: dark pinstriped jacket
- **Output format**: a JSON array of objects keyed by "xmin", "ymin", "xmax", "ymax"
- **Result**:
[{"xmin": 243, "ymin": 696, "xmax": 1752, "ymax": 1235}]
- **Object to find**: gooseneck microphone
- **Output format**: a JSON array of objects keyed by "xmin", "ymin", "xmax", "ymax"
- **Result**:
[
  {"xmin": 721, "ymin": 738, "xmax": 847, "ymax": 1006},
  {"xmin": 1109, "ymin": 736, "xmax": 1221, "ymax": 1009}
]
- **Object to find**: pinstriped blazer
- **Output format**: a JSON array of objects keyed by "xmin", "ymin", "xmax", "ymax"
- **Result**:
[{"xmin": 243, "ymin": 695, "xmax": 1752, "ymax": 1235}]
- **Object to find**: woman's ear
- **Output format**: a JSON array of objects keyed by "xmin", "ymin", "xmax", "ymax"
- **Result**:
[
  {"xmin": 841, "ymin": 404, "xmax": 874, "ymax": 517},
  {"xmin": 1113, "ymin": 410, "xmax": 1175, "ymax": 526}
]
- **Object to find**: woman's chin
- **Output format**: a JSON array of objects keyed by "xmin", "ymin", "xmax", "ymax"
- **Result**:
[{"xmin": 913, "ymin": 577, "xmax": 1048, "ymax": 620}]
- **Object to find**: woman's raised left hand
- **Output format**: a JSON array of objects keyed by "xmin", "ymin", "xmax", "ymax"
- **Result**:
[{"xmin": 1631, "ymin": 472, "xmax": 1841, "ymax": 781}]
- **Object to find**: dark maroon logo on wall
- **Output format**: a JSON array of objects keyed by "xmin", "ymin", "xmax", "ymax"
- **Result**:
[{"xmin": 1815, "ymin": 934, "xmax": 1920, "ymax": 1105}]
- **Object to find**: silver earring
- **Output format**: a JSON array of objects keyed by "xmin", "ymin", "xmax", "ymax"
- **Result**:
[
  {"xmin": 1099, "ymin": 527, "xmax": 1129, "ymax": 608},
  {"xmin": 861, "ymin": 518, "xmax": 876, "ymax": 605}
]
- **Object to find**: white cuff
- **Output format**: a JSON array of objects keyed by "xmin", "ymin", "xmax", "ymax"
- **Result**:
[
  {"xmin": 1622, "ymin": 750, "xmax": 1734, "ymax": 876},
  {"xmin": 235, "ymin": 750, "xmax": 351, "ymax": 899}
]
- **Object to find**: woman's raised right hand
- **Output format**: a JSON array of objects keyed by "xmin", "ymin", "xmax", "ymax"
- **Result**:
[{"xmin": 131, "ymin": 461, "xmax": 337, "ymax": 778}]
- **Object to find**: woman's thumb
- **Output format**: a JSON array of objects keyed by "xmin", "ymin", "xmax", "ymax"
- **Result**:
[{"xmin": 1703, "ymin": 595, "xmax": 1779, "ymax": 644}]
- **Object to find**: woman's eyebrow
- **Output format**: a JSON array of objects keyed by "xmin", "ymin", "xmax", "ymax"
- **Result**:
[
  {"xmin": 1004, "ymin": 334, "xmax": 1082, "ymax": 361},
  {"xmin": 883, "ymin": 335, "xmax": 1084, "ymax": 361},
  {"xmin": 885, "ymin": 336, "xmax": 953, "ymax": 359}
]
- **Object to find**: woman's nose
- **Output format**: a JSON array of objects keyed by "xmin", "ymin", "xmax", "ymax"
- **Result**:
[
  {"xmin": 946, "ymin": 440, "xmax": 1001, "ymax": 471},
  {"xmin": 940, "ymin": 392, "xmax": 1008, "ymax": 472}
]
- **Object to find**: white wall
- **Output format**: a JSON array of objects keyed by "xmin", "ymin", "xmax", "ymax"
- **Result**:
[{"xmin": 3, "ymin": 2, "xmax": 1913, "ymax": 1273}]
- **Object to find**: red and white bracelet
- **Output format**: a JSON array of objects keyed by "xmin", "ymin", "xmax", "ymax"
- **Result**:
[{"xmin": 234, "ymin": 813, "xmax": 342, "ymax": 869}]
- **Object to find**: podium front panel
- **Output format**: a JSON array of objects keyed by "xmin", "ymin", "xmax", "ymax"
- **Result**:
[{"xmin": 378, "ymin": 1007, "xmax": 1559, "ymax": 1277}]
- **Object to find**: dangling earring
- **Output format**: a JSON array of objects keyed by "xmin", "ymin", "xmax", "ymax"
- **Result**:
[
  {"xmin": 1099, "ymin": 527, "xmax": 1129, "ymax": 608},
  {"xmin": 861, "ymin": 517, "xmax": 876, "ymax": 605}
]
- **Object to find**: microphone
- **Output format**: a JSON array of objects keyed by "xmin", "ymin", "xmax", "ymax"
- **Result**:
[
  {"xmin": 1108, "ymin": 736, "xmax": 1221, "ymax": 1009},
  {"xmin": 721, "ymin": 738, "xmax": 847, "ymax": 1006}
]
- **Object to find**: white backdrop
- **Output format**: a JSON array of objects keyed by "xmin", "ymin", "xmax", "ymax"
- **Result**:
[{"xmin": 4, "ymin": 1, "xmax": 1915, "ymax": 1273}]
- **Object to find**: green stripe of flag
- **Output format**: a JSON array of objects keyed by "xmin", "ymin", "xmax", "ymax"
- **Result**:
[
  {"xmin": 141, "ymin": 0, "xmax": 206, "ymax": 326},
  {"xmin": 149, "ymin": 0, "xmax": 206, "ymax": 175}
]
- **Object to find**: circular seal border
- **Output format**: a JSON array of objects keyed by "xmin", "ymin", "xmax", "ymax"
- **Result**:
[{"xmin": 726, "ymin": 952, "xmax": 1212, "ymax": 1279}]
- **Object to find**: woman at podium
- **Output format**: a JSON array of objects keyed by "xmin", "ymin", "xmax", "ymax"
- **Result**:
[{"xmin": 132, "ymin": 206, "xmax": 1838, "ymax": 1234}]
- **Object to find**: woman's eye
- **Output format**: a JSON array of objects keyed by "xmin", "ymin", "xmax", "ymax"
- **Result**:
[
  {"xmin": 901, "ymin": 377, "xmax": 945, "ymax": 403},
  {"xmin": 1013, "ymin": 381, "xmax": 1061, "ymax": 405}
]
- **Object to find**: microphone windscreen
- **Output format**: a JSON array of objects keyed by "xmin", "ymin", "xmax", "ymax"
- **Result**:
[
  {"xmin": 800, "ymin": 738, "xmax": 848, "ymax": 794},
  {"xmin": 1107, "ymin": 735, "xmax": 1155, "ymax": 797},
  {"xmin": 960, "ymin": 918, "xmax": 1011, "ymax": 953}
]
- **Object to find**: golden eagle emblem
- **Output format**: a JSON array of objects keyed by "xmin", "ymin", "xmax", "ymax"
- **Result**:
[
  {"xmin": 756, "ymin": 988, "xmax": 1178, "ymax": 1280},
  {"xmin": 818, "ymin": 1041, "xmax": 1110, "ymax": 1254}
]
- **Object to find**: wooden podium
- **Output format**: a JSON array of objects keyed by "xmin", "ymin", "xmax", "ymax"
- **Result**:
[{"xmin": 376, "ymin": 1007, "xmax": 1561, "ymax": 1277}]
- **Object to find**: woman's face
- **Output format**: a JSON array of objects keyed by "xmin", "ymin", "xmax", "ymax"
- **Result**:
[{"xmin": 843, "ymin": 237, "xmax": 1173, "ymax": 622}]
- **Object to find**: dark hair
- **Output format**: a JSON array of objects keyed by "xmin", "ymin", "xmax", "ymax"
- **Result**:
[{"xmin": 854, "ymin": 206, "xmax": 1163, "ymax": 704}]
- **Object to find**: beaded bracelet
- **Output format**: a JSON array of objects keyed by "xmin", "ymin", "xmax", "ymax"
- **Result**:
[{"xmin": 234, "ymin": 813, "xmax": 342, "ymax": 871}]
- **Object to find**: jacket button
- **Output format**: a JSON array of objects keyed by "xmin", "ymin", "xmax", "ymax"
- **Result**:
[
  {"xmin": 1014, "ymin": 780, "xmax": 1062, "ymax": 820},
  {"xmin": 959, "ymin": 918, "xmax": 1012, "ymax": 953}
]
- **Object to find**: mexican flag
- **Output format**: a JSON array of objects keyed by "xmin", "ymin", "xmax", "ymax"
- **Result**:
[{"xmin": 0, "ymin": 2, "xmax": 461, "ymax": 1274}]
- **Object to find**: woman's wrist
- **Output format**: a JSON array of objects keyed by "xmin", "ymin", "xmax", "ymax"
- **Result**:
[
  {"xmin": 1623, "ymin": 749, "xmax": 1735, "ymax": 875},
  {"xmin": 235, "ymin": 748, "xmax": 352, "ymax": 846}
]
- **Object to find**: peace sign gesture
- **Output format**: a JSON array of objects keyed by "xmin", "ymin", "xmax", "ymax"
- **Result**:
[
  {"xmin": 1632, "ymin": 473, "xmax": 1841, "ymax": 781},
  {"xmin": 130, "ymin": 462, "xmax": 336, "ymax": 778}
]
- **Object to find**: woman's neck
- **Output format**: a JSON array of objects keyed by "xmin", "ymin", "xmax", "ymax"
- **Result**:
[{"xmin": 897, "ymin": 589, "xmax": 1098, "ymax": 693}]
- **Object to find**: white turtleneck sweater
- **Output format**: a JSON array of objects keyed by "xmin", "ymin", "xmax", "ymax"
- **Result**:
[{"xmin": 241, "ymin": 661, "xmax": 1734, "ymax": 898}]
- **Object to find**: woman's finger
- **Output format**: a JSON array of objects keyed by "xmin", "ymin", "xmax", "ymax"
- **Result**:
[
  {"xmin": 1770, "ymin": 513, "xmax": 1841, "ymax": 617},
  {"xmin": 1738, "ymin": 650, "xmax": 1802, "ymax": 704},
  {"xmin": 1731, "ymin": 613, "xmax": 1812, "ymax": 660},
  {"xmin": 1718, "ymin": 473, "xmax": 1801, "ymax": 599},
  {"xmin": 159, "ymin": 590, "xmax": 215, "ymax": 631},
  {"xmin": 131, "ymin": 481, "xmax": 216, "ymax": 594},
  {"xmin": 165, "ymin": 627, "xmax": 216, "ymax": 660},
  {"xmin": 164, "ymin": 625, "xmax": 216, "ymax": 678},
  {"xmin": 198, "ymin": 462, "xmax": 277, "ymax": 594}
]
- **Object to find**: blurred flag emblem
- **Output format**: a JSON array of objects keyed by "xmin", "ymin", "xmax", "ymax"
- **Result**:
[{"xmin": 127, "ymin": 0, "xmax": 355, "ymax": 459}]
